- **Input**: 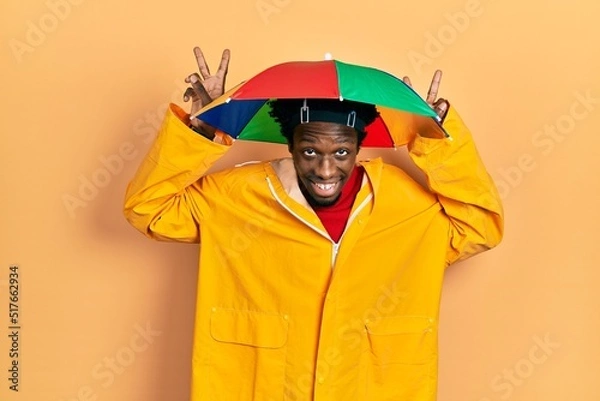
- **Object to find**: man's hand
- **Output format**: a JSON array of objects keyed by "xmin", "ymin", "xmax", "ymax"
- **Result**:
[
  {"xmin": 402, "ymin": 70, "xmax": 449, "ymax": 122},
  {"xmin": 183, "ymin": 47, "xmax": 231, "ymax": 139}
]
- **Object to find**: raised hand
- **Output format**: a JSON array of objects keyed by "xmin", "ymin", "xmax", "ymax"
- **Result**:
[
  {"xmin": 403, "ymin": 70, "xmax": 449, "ymax": 122},
  {"xmin": 183, "ymin": 47, "xmax": 231, "ymax": 139}
]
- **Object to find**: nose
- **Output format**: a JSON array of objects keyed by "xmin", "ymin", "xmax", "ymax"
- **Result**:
[{"xmin": 315, "ymin": 156, "xmax": 336, "ymax": 180}]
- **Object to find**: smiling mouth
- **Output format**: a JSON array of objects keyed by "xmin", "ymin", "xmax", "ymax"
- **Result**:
[
  {"xmin": 315, "ymin": 183, "xmax": 336, "ymax": 190},
  {"xmin": 311, "ymin": 181, "xmax": 339, "ymax": 197}
]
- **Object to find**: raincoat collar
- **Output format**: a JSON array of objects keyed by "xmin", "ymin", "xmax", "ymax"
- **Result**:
[{"xmin": 266, "ymin": 157, "xmax": 383, "ymax": 213}]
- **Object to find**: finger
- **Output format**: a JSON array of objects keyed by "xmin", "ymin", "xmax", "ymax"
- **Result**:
[
  {"xmin": 188, "ymin": 73, "xmax": 205, "ymax": 93},
  {"xmin": 402, "ymin": 76, "xmax": 412, "ymax": 88},
  {"xmin": 433, "ymin": 98, "xmax": 449, "ymax": 119},
  {"xmin": 185, "ymin": 72, "xmax": 201, "ymax": 84},
  {"xmin": 426, "ymin": 70, "xmax": 443, "ymax": 104},
  {"xmin": 183, "ymin": 87, "xmax": 198, "ymax": 102},
  {"xmin": 189, "ymin": 74, "xmax": 213, "ymax": 105},
  {"xmin": 194, "ymin": 46, "xmax": 211, "ymax": 79},
  {"xmin": 216, "ymin": 49, "xmax": 231, "ymax": 76}
]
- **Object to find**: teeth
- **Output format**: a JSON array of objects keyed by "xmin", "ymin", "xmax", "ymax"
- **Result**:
[{"xmin": 316, "ymin": 183, "xmax": 335, "ymax": 190}]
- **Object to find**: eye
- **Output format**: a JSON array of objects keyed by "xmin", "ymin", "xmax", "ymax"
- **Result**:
[
  {"xmin": 335, "ymin": 149, "xmax": 349, "ymax": 156},
  {"xmin": 302, "ymin": 149, "xmax": 317, "ymax": 156}
]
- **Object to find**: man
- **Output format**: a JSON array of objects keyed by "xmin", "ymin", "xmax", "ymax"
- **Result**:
[{"xmin": 124, "ymin": 47, "xmax": 503, "ymax": 401}]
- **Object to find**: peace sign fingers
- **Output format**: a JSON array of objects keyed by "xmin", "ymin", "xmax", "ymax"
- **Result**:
[
  {"xmin": 193, "ymin": 46, "xmax": 212, "ymax": 79},
  {"xmin": 426, "ymin": 70, "xmax": 443, "ymax": 106},
  {"xmin": 402, "ymin": 70, "xmax": 449, "ymax": 122},
  {"xmin": 215, "ymin": 48, "xmax": 231, "ymax": 79}
]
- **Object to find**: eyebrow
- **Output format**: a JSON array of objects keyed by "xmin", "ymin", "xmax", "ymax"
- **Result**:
[{"xmin": 298, "ymin": 136, "xmax": 356, "ymax": 144}]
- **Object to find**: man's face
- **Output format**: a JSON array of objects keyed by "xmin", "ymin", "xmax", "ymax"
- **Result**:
[{"xmin": 290, "ymin": 121, "xmax": 359, "ymax": 207}]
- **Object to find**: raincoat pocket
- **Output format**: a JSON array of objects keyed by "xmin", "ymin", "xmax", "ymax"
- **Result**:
[
  {"xmin": 362, "ymin": 316, "xmax": 436, "ymax": 400},
  {"xmin": 366, "ymin": 315, "xmax": 434, "ymax": 364},
  {"xmin": 208, "ymin": 309, "xmax": 289, "ymax": 400}
]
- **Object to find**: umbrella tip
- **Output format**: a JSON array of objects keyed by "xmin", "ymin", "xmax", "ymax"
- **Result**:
[{"xmin": 324, "ymin": 52, "xmax": 333, "ymax": 60}]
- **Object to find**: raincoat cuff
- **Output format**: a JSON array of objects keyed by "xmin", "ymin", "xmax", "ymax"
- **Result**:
[
  {"xmin": 409, "ymin": 106, "xmax": 469, "ymax": 155},
  {"xmin": 170, "ymin": 103, "xmax": 234, "ymax": 146},
  {"xmin": 440, "ymin": 105, "xmax": 467, "ymax": 140},
  {"xmin": 142, "ymin": 103, "xmax": 232, "ymax": 175}
]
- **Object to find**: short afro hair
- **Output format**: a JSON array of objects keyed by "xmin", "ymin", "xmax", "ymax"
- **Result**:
[{"xmin": 268, "ymin": 98, "xmax": 379, "ymax": 147}]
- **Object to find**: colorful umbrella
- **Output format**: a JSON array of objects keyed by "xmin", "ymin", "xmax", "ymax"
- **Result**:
[{"xmin": 192, "ymin": 59, "xmax": 448, "ymax": 147}]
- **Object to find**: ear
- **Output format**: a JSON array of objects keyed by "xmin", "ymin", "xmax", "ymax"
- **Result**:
[
  {"xmin": 287, "ymin": 128, "xmax": 297, "ymax": 152},
  {"xmin": 355, "ymin": 131, "xmax": 365, "ymax": 150}
]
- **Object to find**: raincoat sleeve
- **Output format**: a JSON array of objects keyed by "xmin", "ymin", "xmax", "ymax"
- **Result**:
[
  {"xmin": 408, "ymin": 106, "xmax": 504, "ymax": 266},
  {"xmin": 123, "ymin": 103, "xmax": 233, "ymax": 243}
]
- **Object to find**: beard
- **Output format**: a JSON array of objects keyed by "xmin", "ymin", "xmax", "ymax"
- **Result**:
[{"xmin": 298, "ymin": 177, "xmax": 342, "ymax": 208}]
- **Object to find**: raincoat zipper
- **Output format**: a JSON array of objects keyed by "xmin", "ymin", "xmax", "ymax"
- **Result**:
[
  {"xmin": 266, "ymin": 177, "xmax": 330, "ymax": 239},
  {"xmin": 332, "ymin": 193, "xmax": 372, "ymax": 267},
  {"xmin": 267, "ymin": 177, "xmax": 373, "ymax": 268}
]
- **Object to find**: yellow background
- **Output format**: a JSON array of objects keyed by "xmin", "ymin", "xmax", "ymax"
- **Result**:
[{"xmin": 1, "ymin": 0, "xmax": 599, "ymax": 400}]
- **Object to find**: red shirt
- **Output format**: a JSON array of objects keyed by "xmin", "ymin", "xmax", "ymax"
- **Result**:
[{"xmin": 313, "ymin": 166, "xmax": 364, "ymax": 243}]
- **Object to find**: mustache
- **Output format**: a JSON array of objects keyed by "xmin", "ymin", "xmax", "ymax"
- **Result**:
[{"xmin": 305, "ymin": 176, "xmax": 342, "ymax": 183}]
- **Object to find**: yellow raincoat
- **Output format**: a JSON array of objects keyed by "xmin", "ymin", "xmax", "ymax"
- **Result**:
[{"xmin": 124, "ymin": 103, "xmax": 503, "ymax": 401}]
